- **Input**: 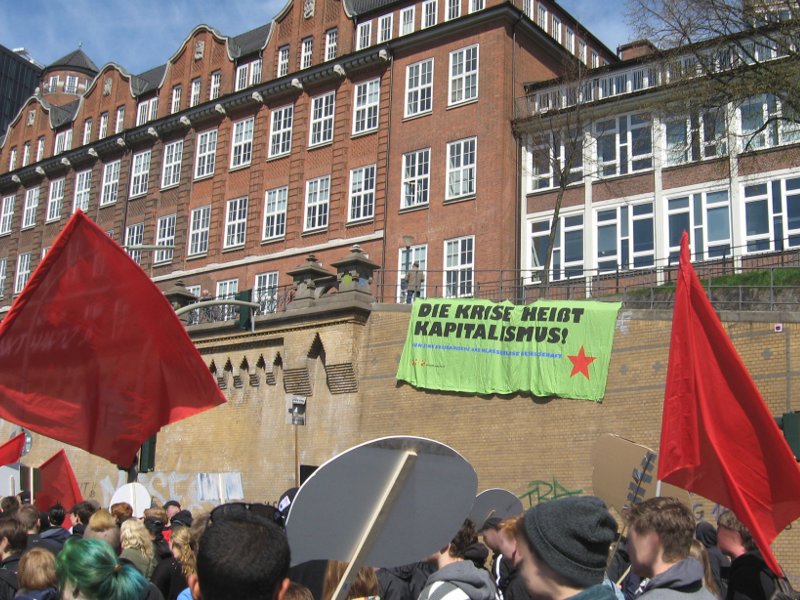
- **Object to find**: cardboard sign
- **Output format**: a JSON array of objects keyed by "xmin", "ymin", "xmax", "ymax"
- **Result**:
[
  {"xmin": 469, "ymin": 488, "xmax": 524, "ymax": 527},
  {"xmin": 592, "ymin": 434, "xmax": 691, "ymax": 516},
  {"xmin": 110, "ymin": 482, "xmax": 151, "ymax": 517}
]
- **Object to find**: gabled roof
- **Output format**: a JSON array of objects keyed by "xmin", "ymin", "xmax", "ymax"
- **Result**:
[
  {"xmin": 133, "ymin": 64, "xmax": 168, "ymax": 95},
  {"xmin": 49, "ymin": 99, "xmax": 80, "ymax": 129},
  {"xmin": 46, "ymin": 48, "xmax": 99, "ymax": 76},
  {"xmin": 230, "ymin": 23, "xmax": 272, "ymax": 58},
  {"xmin": 343, "ymin": 0, "xmax": 396, "ymax": 17}
]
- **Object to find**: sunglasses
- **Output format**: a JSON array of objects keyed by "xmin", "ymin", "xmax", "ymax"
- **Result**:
[{"xmin": 209, "ymin": 502, "xmax": 280, "ymax": 525}]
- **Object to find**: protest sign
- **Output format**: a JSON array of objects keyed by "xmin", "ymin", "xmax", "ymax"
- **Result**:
[
  {"xmin": 111, "ymin": 482, "xmax": 152, "ymax": 518},
  {"xmin": 469, "ymin": 488, "xmax": 524, "ymax": 526},
  {"xmin": 397, "ymin": 298, "xmax": 621, "ymax": 401}
]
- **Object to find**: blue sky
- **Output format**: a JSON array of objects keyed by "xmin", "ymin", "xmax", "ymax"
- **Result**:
[{"xmin": 0, "ymin": 0, "xmax": 632, "ymax": 75}]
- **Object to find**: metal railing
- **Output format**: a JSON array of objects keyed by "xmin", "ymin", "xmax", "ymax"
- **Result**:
[{"xmin": 185, "ymin": 285, "xmax": 295, "ymax": 326}]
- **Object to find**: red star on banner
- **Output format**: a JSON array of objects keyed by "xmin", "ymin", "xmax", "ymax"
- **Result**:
[{"xmin": 568, "ymin": 346, "xmax": 597, "ymax": 379}]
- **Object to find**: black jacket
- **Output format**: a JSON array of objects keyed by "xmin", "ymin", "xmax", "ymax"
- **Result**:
[
  {"xmin": 0, "ymin": 554, "xmax": 22, "ymax": 600},
  {"xmin": 725, "ymin": 551, "xmax": 777, "ymax": 600}
]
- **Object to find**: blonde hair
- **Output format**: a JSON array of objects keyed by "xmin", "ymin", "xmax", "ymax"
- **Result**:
[
  {"xmin": 170, "ymin": 525, "xmax": 196, "ymax": 580},
  {"xmin": 143, "ymin": 507, "xmax": 167, "ymax": 523},
  {"xmin": 18, "ymin": 547, "xmax": 57, "ymax": 591},
  {"xmin": 322, "ymin": 561, "xmax": 379, "ymax": 600},
  {"xmin": 285, "ymin": 582, "xmax": 314, "ymax": 600},
  {"xmin": 120, "ymin": 519, "xmax": 155, "ymax": 562},
  {"xmin": 87, "ymin": 509, "xmax": 117, "ymax": 532},
  {"xmin": 689, "ymin": 540, "xmax": 720, "ymax": 598}
]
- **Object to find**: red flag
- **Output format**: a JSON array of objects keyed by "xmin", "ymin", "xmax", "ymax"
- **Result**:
[
  {"xmin": 0, "ymin": 212, "xmax": 226, "ymax": 466},
  {"xmin": 659, "ymin": 231, "xmax": 800, "ymax": 576},
  {"xmin": 0, "ymin": 432, "xmax": 25, "ymax": 468},
  {"xmin": 36, "ymin": 449, "xmax": 82, "ymax": 520}
]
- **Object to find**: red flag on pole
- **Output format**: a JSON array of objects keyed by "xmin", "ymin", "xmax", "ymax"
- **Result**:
[
  {"xmin": 0, "ymin": 212, "xmax": 226, "ymax": 467},
  {"xmin": 0, "ymin": 432, "xmax": 25, "ymax": 468},
  {"xmin": 36, "ymin": 449, "xmax": 83, "ymax": 520},
  {"xmin": 658, "ymin": 231, "xmax": 800, "ymax": 576}
]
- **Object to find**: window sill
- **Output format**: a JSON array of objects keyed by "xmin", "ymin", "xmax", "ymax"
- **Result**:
[
  {"xmin": 351, "ymin": 128, "xmax": 378, "ymax": 139},
  {"xmin": 21, "ymin": 225, "xmax": 35, "ymax": 231},
  {"xmin": 267, "ymin": 152, "xmax": 290, "ymax": 162},
  {"xmin": 443, "ymin": 194, "xmax": 476, "ymax": 205},
  {"xmin": 403, "ymin": 111, "xmax": 432, "ymax": 122},
  {"xmin": 301, "ymin": 227, "xmax": 328, "ymax": 236},
  {"xmin": 153, "ymin": 260, "xmax": 173, "ymax": 268},
  {"xmin": 595, "ymin": 168, "xmax": 654, "ymax": 183},
  {"xmin": 346, "ymin": 217, "xmax": 374, "ymax": 227},
  {"xmin": 187, "ymin": 252, "xmax": 208, "ymax": 261},
  {"xmin": 130, "ymin": 192, "xmax": 148, "ymax": 200},
  {"xmin": 526, "ymin": 181, "xmax": 584, "ymax": 196},
  {"xmin": 307, "ymin": 140, "xmax": 334, "ymax": 151},
  {"xmin": 193, "ymin": 173, "xmax": 215, "ymax": 182},
  {"xmin": 222, "ymin": 244, "xmax": 246, "ymax": 253},
  {"xmin": 99, "ymin": 201, "xmax": 117, "ymax": 209},
  {"xmin": 229, "ymin": 163, "xmax": 252, "ymax": 173},
  {"xmin": 446, "ymin": 97, "xmax": 478, "ymax": 111},
  {"xmin": 161, "ymin": 183, "xmax": 180, "ymax": 192},
  {"xmin": 261, "ymin": 236, "xmax": 285, "ymax": 245},
  {"xmin": 45, "ymin": 217, "xmax": 61, "ymax": 224},
  {"xmin": 399, "ymin": 203, "xmax": 429, "ymax": 214}
]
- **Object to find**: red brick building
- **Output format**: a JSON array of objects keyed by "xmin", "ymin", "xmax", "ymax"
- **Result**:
[{"xmin": 0, "ymin": 0, "xmax": 614, "ymax": 313}]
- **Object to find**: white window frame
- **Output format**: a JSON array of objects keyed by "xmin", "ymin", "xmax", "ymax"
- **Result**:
[
  {"xmin": 595, "ymin": 202, "xmax": 656, "ymax": 272},
  {"xmin": 22, "ymin": 143, "xmax": 30, "ymax": 167},
  {"xmin": 398, "ymin": 245, "xmax": 428, "ymax": 302},
  {"xmin": 446, "ymin": 137, "xmax": 476, "ymax": 199},
  {"xmin": 188, "ymin": 205, "xmax": 211, "ymax": 256},
  {"xmin": 357, "ymin": 22, "xmax": 372, "ymax": 50},
  {"xmin": 115, "ymin": 106, "xmax": 125, "ymax": 133},
  {"xmin": 325, "ymin": 29, "xmax": 338, "ymax": 61},
  {"xmin": 0, "ymin": 258, "xmax": 6, "ymax": 298},
  {"xmin": 99, "ymin": 113, "xmax": 108, "ymax": 138},
  {"xmin": 449, "ymin": 45, "xmax": 478, "ymax": 105},
  {"xmin": 446, "ymin": 0, "xmax": 460, "ymax": 20},
  {"xmin": 349, "ymin": 164, "xmax": 376, "ymax": 222},
  {"xmin": 130, "ymin": 150, "xmax": 151, "ymax": 197},
  {"xmin": 224, "ymin": 196, "xmax": 248, "ymax": 248},
  {"xmin": 216, "ymin": 279, "xmax": 239, "ymax": 320},
  {"xmin": 301, "ymin": 37, "xmax": 313, "ymax": 69},
  {"xmin": 278, "ymin": 46, "xmax": 290, "ymax": 77},
  {"xmin": 353, "ymin": 79, "xmax": 380, "ymax": 134},
  {"xmin": 0, "ymin": 196, "xmax": 14, "ymax": 235},
  {"xmin": 250, "ymin": 59, "xmax": 262, "ymax": 86},
  {"xmin": 469, "ymin": 0, "xmax": 484, "ymax": 12},
  {"xmin": 8, "ymin": 148, "xmax": 16, "ymax": 171},
  {"xmin": 566, "ymin": 28, "xmax": 575, "ymax": 54},
  {"xmin": 254, "ymin": 272, "xmax": 280, "ymax": 314},
  {"xmin": 36, "ymin": 137, "xmax": 45, "ymax": 161},
  {"xmin": 155, "ymin": 214, "xmax": 176, "ymax": 264},
  {"xmin": 73, "ymin": 170, "xmax": 92, "ymax": 213},
  {"xmin": 190, "ymin": 78, "xmax": 201, "ymax": 107},
  {"xmin": 595, "ymin": 113, "xmax": 653, "ymax": 178},
  {"xmin": 309, "ymin": 92, "xmax": 335, "ymax": 147},
  {"xmin": 444, "ymin": 236, "xmax": 474, "ymax": 298},
  {"xmin": 538, "ymin": 5, "xmax": 548, "ymax": 30},
  {"xmin": 136, "ymin": 102, "xmax": 149, "ymax": 126},
  {"xmin": 161, "ymin": 139, "xmax": 184, "ymax": 188},
  {"xmin": 236, "ymin": 64, "xmax": 249, "ymax": 91},
  {"xmin": 402, "ymin": 148, "xmax": 431, "ymax": 208},
  {"xmin": 125, "ymin": 223, "xmax": 144, "ymax": 265},
  {"xmin": 47, "ymin": 178, "xmax": 65, "ymax": 222},
  {"xmin": 101, "ymin": 160, "xmax": 121, "ymax": 206},
  {"xmin": 269, "ymin": 105, "xmax": 293, "ymax": 158},
  {"xmin": 552, "ymin": 15, "xmax": 561, "ymax": 43},
  {"xmin": 210, "ymin": 71, "xmax": 222, "ymax": 100},
  {"xmin": 195, "ymin": 129, "xmax": 218, "ymax": 179},
  {"xmin": 304, "ymin": 176, "xmax": 330, "ymax": 232},
  {"xmin": 54, "ymin": 130, "xmax": 72, "ymax": 154},
  {"xmin": 423, "ymin": 0, "xmax": 438, "ymax": 28},
  {"xmin": 379, "ymin": 14, "xmax": 394, "ymax": 40},
  {"xmin": 14, "ymin": 253, "xmax": 31, "ymax": 295},
  {"xmin": 22, "ymin": 187, "xmax": 39, "ymax": 229},
  {"xmin": 263, "ymin": 186, "xmax": 288, "ymax": 240},
  {"xmin": 667, "ymin": 190, "xmax": 732, "ymax": 262},
  {"xmin": 65, "ymin": 75, "xmax": 78, "ymax": 94},
  {"xmin": 401, "ymin": 7, "xmax": 415, "ymax": 35},
  {"xmin": 171, "ymin": 85, "xmax": 182, "ymax": 113},
  {"xmin": 527, "ymin": 130, "xmax": 584, "ymax": 191},
  {"xmin": 83, "ymin": 118, "xmax": 92, "ymax": 145},
  {"xmin": 230, "ymin": 117, "xmax": 254, "ymax": 168},
  {"xmin": 405, "ymin": 59, "xmax": 433, "ymax": 117}
]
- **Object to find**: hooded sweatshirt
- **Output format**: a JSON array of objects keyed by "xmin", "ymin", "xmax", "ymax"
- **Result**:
[
  {"xmin": 418, "ymin": 560, "xmax": 500, "ymax": 600},
  {"xmin": 639, "ymin": 558, "xmax": 717, "ymax": 600}
]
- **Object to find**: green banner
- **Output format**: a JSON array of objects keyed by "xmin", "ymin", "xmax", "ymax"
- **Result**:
[{"xmin": 396, "ymin": 298, "xmax": 621, "ymax": 401}]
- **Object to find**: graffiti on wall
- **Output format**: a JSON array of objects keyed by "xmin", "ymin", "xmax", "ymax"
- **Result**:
[{"xmin": 519, "ymin": 477, "xmax": 583, "ymax": 507}]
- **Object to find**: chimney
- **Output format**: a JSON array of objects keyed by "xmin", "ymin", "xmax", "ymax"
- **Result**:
[{"xmin": 617, "ymin": 39, "xmax": 659, "ymax": 61}]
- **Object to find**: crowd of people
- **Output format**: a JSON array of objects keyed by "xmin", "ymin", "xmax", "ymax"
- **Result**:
[{"xmin": 0, "ymin": 491, "xmax": 788, "ymax": 600}]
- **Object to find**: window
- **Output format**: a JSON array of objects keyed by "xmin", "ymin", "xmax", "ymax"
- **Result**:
[
  {"xmin": 101, "ymin": 160, "xmax": 120, "ymax": 206},
  {"xmin": 83, "ymin": 119, "xmax": 92, "ymax": 145},
  {"xmin": 73, "ymin": 170, "xmax": 92, "ymax": 213},
  {"xmin": 269, "ymin": 106, "xmax": 293, "ymax": 157},
  {"xmin": 54, "ymin": 130, "xmax": 72, "ymax": 154},
  {"xmin": 401, "ymin": 7, "xmax": 415, "ymax": 35},
  {"xmin": 0, "ymin": 258, "xmax": 6, "ymax": 298},
  {"xmin": 161, "ymin": 140, "xmax": 184, "ymax": 188},
  {"xmin": 263, "ymin": 187, "xmax": 288, "ymax": 240},
  {"xmin": 405, "ymin": 59, "xmax": 433, "ymax": 117},
  {"xmin": 398, "ymin": 245, "xmax": 427, "ymax": 302},
  {"xmin": 444, "ymin": 236, "xmax": 474, "ymax": 297},
  {"xmin": 309, "ymin": 92, "xmax": 335, "ymax": 146},
  {"xmin": 446, "ymin": 138, "xmax": 476, "ymax": 199},
  {"xmin": 22, "ymin": 143, "xmax": 30, "ymax": 167},
  {"xmin": 469, "ymin": 0, "xmax": 484, "ymax": 12},
  {"xmin": 171, "ymin": 86, "xmax": 182, "ymax": 113},
  {"xmin": 136, "ymin": 102, "xmax": 149, "ymax": 126},
  {"xmin": 528, "ymin": 130, "xmax": 583, "ymax": 191},
  {"xmin": 149, "ymin": 97, "xmax": 159, "ymax": 122},
  {"xmin": 423, "ymin": 0, "xmax": 438, "ymax": 27},
  {"xmin": 538, "ymin": 5, "xmax": 547, "ymax": 30},
  {"xmin": 596, "ymin": 203, "xmax": 654, "ymax": 272},
  {"xmin": 551, "ymin": 16, "xmax": 561, "ymax": 43},
  {"xmin": 446, "ymin": 0, "xmax": 460, "ymax": 20},
  {"xmin": 579, "ymin": 40, "xmax": 587, "ymax": 64},
  {"xmin": 530, "ymin": 213, "xmax": 583, "ymax": 280},
  {"xmin": 115, "ymin": 107, "xmax": 125, "ymax": 133},
  {"xmin": 47, "ymin": 178, "xmax": 65, "ymax": 221},
  {"xmin": 188, "ymin": 206, "xmax": 211, "ymax": 256},
  {"xmin": 0, "ymin": 196, "xmax": 14, "ymax": 234},
  {"xmin": 22, "ymin": 187, "xmax": 38, "ymax": 228},
  {"xmin": 278, "ymin": 46, "xmax": 290, "ymax": 77},
  {"xmin": 99, "ymin": 113, "xmax": 108, "ymax": 138},
  {"xmin": 210, "ymin": 71, "xmax": 221, "ymax": 100},
  {"xmin": 301, "ymin": 38, "xmax": 313, "ymax": 69},
  {"xmin": 216, "ymin": 279, "xmax": 239, "ymax": 320},
  {"xmin": 667, "ymin": 190, "xmax": 731, "ymax": 262},
  {"xmin": 195, "ymin": 129, "xmax": 218, "ymax": 178},
  {"xmin": 379, "ymin": 14, "xmax": 394, "ymax": 40},
  {"xmin": 224, "ymin": 197, "xmax": 248, "ymax": 248},
  {"xmin": 349, "ymin": 165, "xmax": 376, "ymax": 221},
  {"xmin": 402, "ymin": 148, "xmax": 430, "ymax": 208},
  {"xmin": 65, "ymin": 75, "xmax": 78, "ymax": 94},
  {"xmin": 230, "ymin": 117, "xmax": 254, "ymax": 168},
  {"xmin": 36, "ymin": 137, "xmax": 45, "ymax": 161},
  {"xmin": 357, "ymin": 22, "xmax": 372, "ymax": 50},
  {"xmin": 155, "ymin": 214, "xmax": 176, "ymax": 263},
  {"xmin": 304, "ymin": 176, "xmax": 330, "ymax": 231},
  {"xmin": 48, "ymin": 75, "xmax": 60, "ymax": 92},
  {"xmin": 326, "ymin": 29, "xmax": 338, "ymax": 61},
  {"xmin": 742, "ymin": 177, "xmax": 800, "ymax": 253},
  {"xmin": 250, "ymin": 59, "xmax": 263, "ymax": 85},
  {"xmin": 353, "ymin": 79, "xmax": 380, "ymax": 134},
  {"xmin": 190, "ymin": 78, "xmax": 201, "ymax": 107},
  {"xmin": 449, "ymin": 45, "xmax": 478, "ymax": 105},
  {"xmin": 8, "ymin": 148, "xmax": 16, "ymax": 171},
  {"xmin": 14, "ymin": 253, "xmax": 31, "ymax": 295},
  {"xmin": 595, "ymin": 113, "xmax": 653, "ymax": 178},
  {"xmin": 566, "ymin": 28, "xmax": 575, "ymax": 54},
  {"xmin": 664, "ymin": 109, "xmax": 727, "ymax": 165},
  {"xmin": 254, "ymin": 272, "xmax": 280, "ymax": 314},
  {"xmin": 591, "ymin": 50, "xmax": 599, "ymax": 68},
  {"xmin": 125, "ymin": 223, "xmax": 144, "ymax": 264},
  {"xmin": 236, "ymin": 64, "xmax": 249, "ymax": 91},
  {"xmin": 130, "ymin": 150, "xmax": 151, "ymax": 197}
]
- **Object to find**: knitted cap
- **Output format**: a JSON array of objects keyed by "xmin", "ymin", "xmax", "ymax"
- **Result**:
[{"xmin": 522, "ymin": 496, "xmax": 617, "ymax": 587}]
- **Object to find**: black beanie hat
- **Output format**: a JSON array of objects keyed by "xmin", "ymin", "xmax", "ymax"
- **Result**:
[{"xmin": 522, "ymin": 496, "xmax": 617, "ymax": 588}]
